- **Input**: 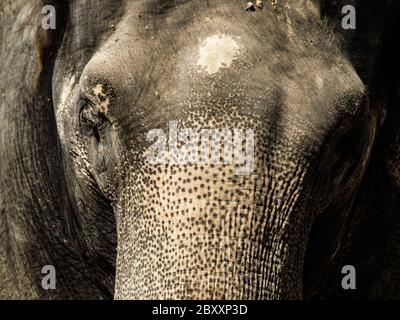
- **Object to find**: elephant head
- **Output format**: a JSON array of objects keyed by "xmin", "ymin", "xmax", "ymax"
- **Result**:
[{"xmin": 1, "ymin": 0, "xmax": 400, "ymax": 299}]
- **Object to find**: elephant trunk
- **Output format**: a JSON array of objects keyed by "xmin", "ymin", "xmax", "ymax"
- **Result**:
[{"xmin": 114, "ymin": 160, "xmax": 310, "ymax": 299}]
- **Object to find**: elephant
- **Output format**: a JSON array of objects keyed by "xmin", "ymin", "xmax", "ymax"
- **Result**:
[{"xmin": 1, "ymin": 0, "xmax": 400, "ymax": 299}]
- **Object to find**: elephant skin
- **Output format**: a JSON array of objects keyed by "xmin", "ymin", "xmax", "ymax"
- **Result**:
[{"xmin": 1, "ymin": 0, "xmax": 400, "ymax": 299}]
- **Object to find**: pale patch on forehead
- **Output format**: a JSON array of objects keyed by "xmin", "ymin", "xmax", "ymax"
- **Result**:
[
  {"xmin": 315, "ymin": 74, "xmax": 325, "ymax": 90},
  {"xmin": 197, "ymin": 34, "xmax": 241, "ymax": 75}
]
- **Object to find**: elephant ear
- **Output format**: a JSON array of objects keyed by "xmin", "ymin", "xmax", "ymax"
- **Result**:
[
  {"xmin": 0, "ymin": 0, "xmax": 65, "ymax": 298},
  {"xmin": 0, "ymin": 0, "xmax": 115, "ymax": 299},
  {"xmin": 303, "ymin": 0, "xmax": 400, "ymax": 299}
]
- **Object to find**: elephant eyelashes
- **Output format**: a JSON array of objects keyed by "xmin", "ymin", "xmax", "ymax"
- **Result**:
[
  {"xmin": 79, "ymin": 99, "xmax": 109, "ymax": 142},
  {"xmin": 77, "ymin": 97, "xmax": 117, "ymax": 199}
]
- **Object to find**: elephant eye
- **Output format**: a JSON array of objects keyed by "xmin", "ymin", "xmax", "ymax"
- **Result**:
[{"xmin": 79, "ymin": 98, "xmax": 108, "ymax": 141}]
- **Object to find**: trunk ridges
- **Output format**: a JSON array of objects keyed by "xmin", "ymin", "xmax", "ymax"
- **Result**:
[{"xmin": 114, "ymin": 152, "xmax": 310, "ymax": 299}]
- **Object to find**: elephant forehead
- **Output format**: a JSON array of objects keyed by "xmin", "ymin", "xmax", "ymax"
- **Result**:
[{"xmin": 70, "ymin": 0, "xmax": 365, "ymax": 150}]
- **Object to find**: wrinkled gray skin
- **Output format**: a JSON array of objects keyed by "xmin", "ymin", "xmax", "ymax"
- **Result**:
[{"xmin": 1, "ymin": 0, "xmax": 400, "ymax": 299}]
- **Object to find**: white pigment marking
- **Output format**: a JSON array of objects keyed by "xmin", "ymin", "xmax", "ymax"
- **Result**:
[
  {"xmin": 197, "ymin": 34, "xmax": 241, "ymax": 75},
  {"xmin": 93, "ymin": 84, "xmax": 104, "ymax": 97},
  {"xmin": 89, "ymin": 84, "xmax": 110, "ymax": 114},
  {"xmin": 315, "ymin": 75, "xmax": 324, "ymax": 90},
  {"xmin": 57, "ymin": 75, "xmax": 76, "ymax": 139}
]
